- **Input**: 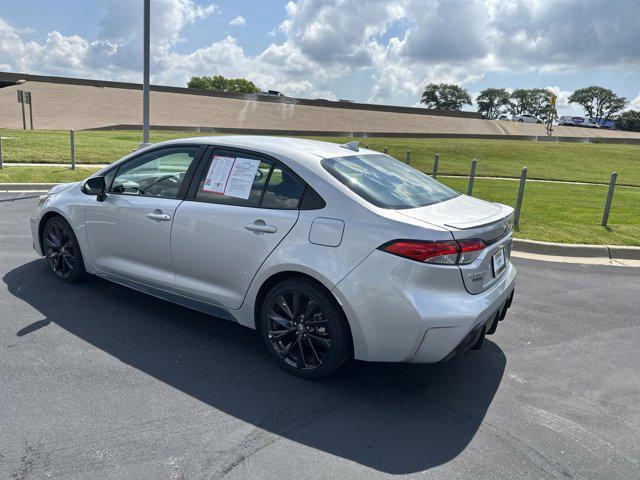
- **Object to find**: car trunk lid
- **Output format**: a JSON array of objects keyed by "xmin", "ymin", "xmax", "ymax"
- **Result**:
[{"xmin": 397, "ymin": 195, "xmax": 514, "ymax": 294}]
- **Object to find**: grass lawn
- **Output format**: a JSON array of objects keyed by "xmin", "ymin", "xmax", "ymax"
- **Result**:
[
  {"xmin": 310, "ymin": 136, "xmax": 640, "ymax": 187},
  {"xmin": 1, "ymin": 129, "xmax": 639, "ymax": 186},
  {"xmin": 0, "ymin": 166, "xmax": 100, "ymax": 184},
  {"xmin": 440, "ymin": 177, "xmax": 640, "ymax": 246}
]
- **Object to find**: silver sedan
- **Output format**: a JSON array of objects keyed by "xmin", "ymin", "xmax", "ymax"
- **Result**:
[{"xmin": 31, "ymin": 136, "xmax": 516, "ymax": 378}]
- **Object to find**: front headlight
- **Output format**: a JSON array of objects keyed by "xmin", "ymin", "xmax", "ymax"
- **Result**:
[{"xmin": 38, "ymin": 194, "xmax": 50, "ymax": 206}]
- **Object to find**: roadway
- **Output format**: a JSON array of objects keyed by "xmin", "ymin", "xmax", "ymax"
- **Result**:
[{"xmin": 1, "ymin": 193, "xmax": 639, "ymax": 479}]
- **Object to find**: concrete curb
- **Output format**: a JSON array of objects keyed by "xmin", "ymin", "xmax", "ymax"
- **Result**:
[
  {"xmin": 0, "ymin": 183, "xmax": 57, "ymax": 191},
  {"xmin": 513, "ymin": 239, "xmax": 640, "ymax": 261}
]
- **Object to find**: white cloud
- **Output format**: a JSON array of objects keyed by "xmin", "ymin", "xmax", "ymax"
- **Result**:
[
  {"xmin": 229, "ymin": 15, "xmax": 246, "ymax": 27},
  {"xmin": 0, "ymin": 0, "xmax": 638, "ymax": 104}
]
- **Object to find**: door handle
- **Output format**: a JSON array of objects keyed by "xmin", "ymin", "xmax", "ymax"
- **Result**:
[
  {"xmin": 146, "ymin": 212, "xmax": 171, "ymax": 221},
  {"xmin": 244, "ymin": 221, "xmax": 277, "ymax": 234}
]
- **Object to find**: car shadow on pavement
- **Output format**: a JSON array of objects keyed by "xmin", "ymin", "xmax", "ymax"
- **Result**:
[{"xmin": 4, "ymin": 260, "xmax": 506, "ymax": 475}]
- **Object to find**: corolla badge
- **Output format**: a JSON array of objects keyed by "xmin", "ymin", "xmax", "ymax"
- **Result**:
[{"xmin": 467, "ymin": 271, "xmax": 485, "ymax": 282}]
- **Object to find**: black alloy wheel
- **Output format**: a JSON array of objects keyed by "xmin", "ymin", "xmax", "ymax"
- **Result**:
[
  {"xmin": 42, "ymin": 217, "xmax": 86, "ymax": 282},
  {"xmin": 260, "ymin": 278, "xmax": 351, "ymax": 378}
]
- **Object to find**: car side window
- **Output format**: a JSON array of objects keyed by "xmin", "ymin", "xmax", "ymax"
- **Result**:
[
  {"xmin": 194, "ymin": 149, "xmax": 305, "ymax": 209},
  {"xmin": 195, "ymin": 150, "xmax": 272, "ymax": 207},
  {"xmin": 261, "ymin": 164, "xmax": 305, "ymax": 209},
  {"xmin": 110, "ymin": 147, "xmax": 199, "ymax": 199}
]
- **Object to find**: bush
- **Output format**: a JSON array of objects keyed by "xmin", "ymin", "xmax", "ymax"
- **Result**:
[{"xmin": 616, "ymin": 110, "xmax": 640, "ymax": 132}]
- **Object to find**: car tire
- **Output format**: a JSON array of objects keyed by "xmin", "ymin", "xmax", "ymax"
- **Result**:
[
  {"xmin": 42, "ymin": 216, "xmax": 86, "ymax": 283},
  {"xmin": 259, "ymin": 277, "xmax": 352, "ymax": 378},
  {"xmin": 518, "ymin": 119, "xmax": 524, "ymax": 122},
  {"xmin": 537, "ymin": 120, "xmax": 542, "ymax": 124}
]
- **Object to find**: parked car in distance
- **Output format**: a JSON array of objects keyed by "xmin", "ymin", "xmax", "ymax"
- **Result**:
[
  {"xmin": 261, "ymin": 90, "xmax": 284, "ymax": 97},
  {"xmin": 512, "ymin": 114, "xmax": 543, "ymax": 123},
  {"xmin": 31, "ymin": 136, "xmax": 516, "ymax": 378},
  {"xmin": 497, "ymin": 114, "xmax": 509, "ymax": 121}
]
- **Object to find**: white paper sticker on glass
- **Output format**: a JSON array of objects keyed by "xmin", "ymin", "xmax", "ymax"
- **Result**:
[
  {"xmin": 203, "ymin": 155, "xmax": 235, "ymax": 194},
  {"xmin": 202, "ymin": 155, "xmax": 261, "ymax": 200},
  {"xmin": 225, "ymin": 158, "xmax": 261, "ymax": 199}
]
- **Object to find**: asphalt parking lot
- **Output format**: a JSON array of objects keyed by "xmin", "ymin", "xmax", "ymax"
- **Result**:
[{"xmin": 1, "ymin": 192, "xmax": 639, "ymax": 480}]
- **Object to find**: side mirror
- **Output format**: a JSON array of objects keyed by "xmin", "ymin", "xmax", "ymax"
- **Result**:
[{"xmin": 83, "ymin": 177, "xmax": 107, "ymax": 200}]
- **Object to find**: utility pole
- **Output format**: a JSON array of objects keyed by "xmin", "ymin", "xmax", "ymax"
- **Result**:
[{"xmin": 141, "ymin": 0, "xmax": 151, "ymax": 148}]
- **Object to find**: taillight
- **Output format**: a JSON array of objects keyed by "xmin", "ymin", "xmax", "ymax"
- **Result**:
[
  {"xmin": 457, "ymin": 239, "xmax": 486, "ymax": 264},
  {"xmin": 379, "ymin": 239, "xmax": 485, "ymax": 265}
]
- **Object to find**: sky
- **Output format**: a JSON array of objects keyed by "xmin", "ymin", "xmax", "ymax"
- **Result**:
[{"xmin": 1, "ymin": 0, "xmax": 639, "ymax": 115}]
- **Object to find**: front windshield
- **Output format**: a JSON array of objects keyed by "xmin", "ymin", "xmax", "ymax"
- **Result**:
[{"xmin": 322, "ymin": 154, "xmax": 459, "ymax": 209}]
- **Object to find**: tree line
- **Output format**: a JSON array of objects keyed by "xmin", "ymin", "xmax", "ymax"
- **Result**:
[
  {"xmin": 420, "ymin": 83, "xmax": 638, "ymax": 130},
  {"xmin": 187, "ymin": 75, "xmax": 261, "ymax": 94},
  {"xmin": 186, "ymin": 75, "xmax": 639, "ymax": 132}
]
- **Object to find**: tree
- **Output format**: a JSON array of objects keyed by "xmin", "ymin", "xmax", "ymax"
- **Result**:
[
  {"xmin": 616, "ymin": 110, "xmax": 640, "ymax": 132},
  {"xmin": 187, "ymin": 75, "xmax": 261, "ymax": 94},
  {"xmin": 568, "ymin": 86, "xmax": 627, "ymax": 122},
  {"xmin": 508, "ymin": 88, "xmax": 554, "ymax": 120},
  {"xmin": 476, "ymin": 88, "xmax": 511, "ymax": 119},
  {"xmin": 420, "ymin": 83, "xmax": 472, "ymax": 110},
  {"xmin": 528, "ymin": 88, "xmax": 555, "ymax": 122}
]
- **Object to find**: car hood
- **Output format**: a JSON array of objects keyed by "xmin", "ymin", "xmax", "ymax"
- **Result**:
[{"xmin": 48, "ymin": 181, "xmax": 81, "ymax": 195}]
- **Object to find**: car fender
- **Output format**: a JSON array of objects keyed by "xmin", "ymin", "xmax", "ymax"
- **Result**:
[{"xmin": 34, "ymin": 184, "xmax": 96, "ymax": 273}]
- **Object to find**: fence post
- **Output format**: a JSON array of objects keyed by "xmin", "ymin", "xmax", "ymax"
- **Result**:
[
  {"xmin": 406, "ymin": 149, "xmax": 411, "ymax": 165},
  {"xmin": 602, "ymin": 172, "xmax": 617, "ymax": 227},
  {"xmin": 384, "ymin": 146, "xmax": 388, "ymax": 154},
  {"xmin": 0, "ymin": 131, "xmax": 3, "ymax": 169},
  {"xmin": 467, "ymin": 159, "xmax": 477, "ymax": 195},
  {"xmin": 433, "ymin": 154, "xmax": 439, "ymax": 178},
  {"xmin": 70, "ymin": 129, "xmax": 76, "ymax": 170},
  {"xmin": 514, "ymin": 167, "xmax": 527, "ymax": 229}
]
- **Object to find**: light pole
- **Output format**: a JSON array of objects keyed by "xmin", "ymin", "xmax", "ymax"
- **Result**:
[{"xmin": 140, "ymin": 0, "xmax": 151, "ymax": 149}]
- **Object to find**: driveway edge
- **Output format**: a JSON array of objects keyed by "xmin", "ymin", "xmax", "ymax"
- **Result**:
[{"xmin": 512, "ymin": 238, "xmax": 640, "ymax": 261}]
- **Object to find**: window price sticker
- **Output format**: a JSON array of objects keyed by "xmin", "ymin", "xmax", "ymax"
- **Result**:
[{"xmin": 203, "ymin": 155, "xmax": 260, "ymax": 199}]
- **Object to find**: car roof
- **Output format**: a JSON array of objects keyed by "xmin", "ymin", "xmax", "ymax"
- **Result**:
[{"xmin": 150, "ymin": 135, "xmax": 376, "ymax": 162}]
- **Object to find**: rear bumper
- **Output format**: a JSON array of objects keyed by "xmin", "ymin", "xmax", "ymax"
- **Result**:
[{"xmin": 332, "ymin": 249, "xmax": 517, "ymax": 363}]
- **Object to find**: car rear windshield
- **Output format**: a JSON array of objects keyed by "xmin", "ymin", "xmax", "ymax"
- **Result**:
[{"xmin": 321, "ymin": 154, "xmax": 459, "ymax": 209}]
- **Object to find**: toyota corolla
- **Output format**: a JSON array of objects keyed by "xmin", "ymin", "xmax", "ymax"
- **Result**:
[{"xmin": 31, "ymin": 136, "xmax": 516, "ymax": 378}]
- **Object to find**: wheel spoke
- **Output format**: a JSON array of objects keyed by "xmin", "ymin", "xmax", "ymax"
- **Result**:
[
  {"xmin": 54, "ymin": 254, "xmax": 63, "ymax": 272},
  {"xmin": 297, "ymin": 338, "xmax": 307, "ymax": 369},
  {"xmin": 280, "ymin": 336, "xmax": 298, "ymax": 358},
  {"xmin": 63, "ymin": 255, "xmax": 73, "ymax": 274},
  {"xmin": 306, "ymin": 337, "xmax": 321, "ymax": 364},
  {"xmin": 308, "ymin": 333, "xmax": 332, "ymax": 349},
  {"xmin": 267, "ymin": 309, "xmax": 291, "ymax": 328},
  {"xmin": 47, "ymin": 231, "xmax": 60, "ymax": 248},
  {"xmin": 275, "ymin": 295, "xmax": 294, "ymax": 319},
  {"xmin": 291, "ymin": 290, "xmax": 301, "ymax": 317},
  {"xmin": 269, "ymin": 328, "xmax": 294, "ymax": 340}
]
